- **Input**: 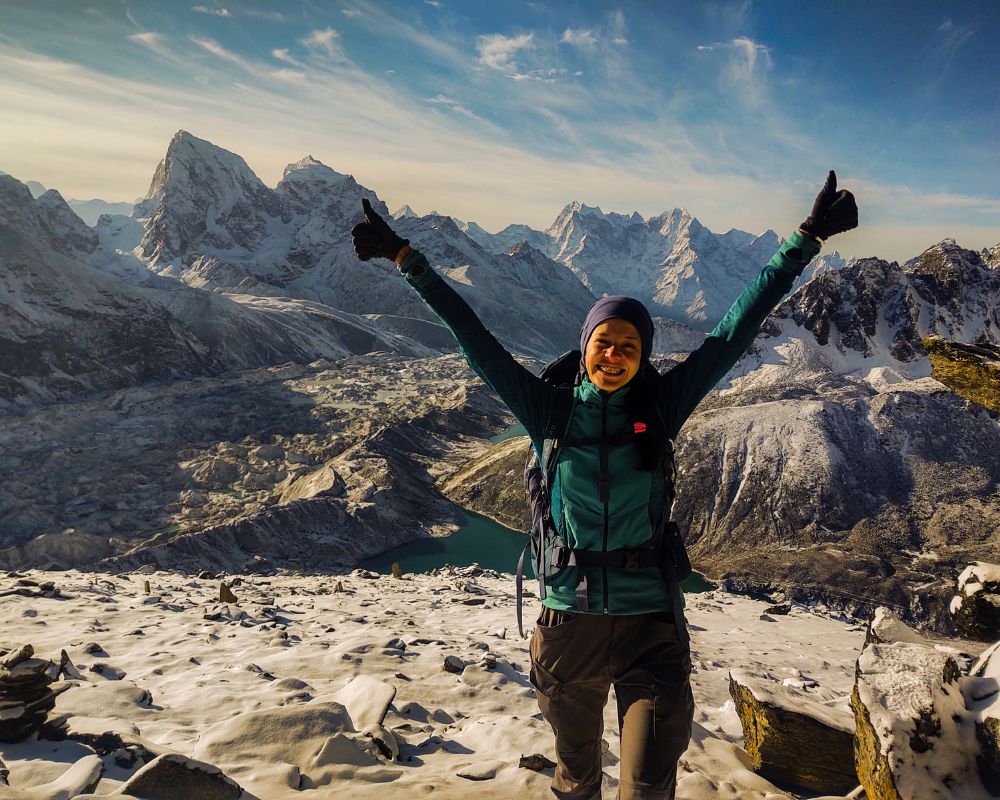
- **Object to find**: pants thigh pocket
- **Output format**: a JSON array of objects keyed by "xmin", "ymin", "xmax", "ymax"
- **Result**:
[
  {"xmin": 529, "ymin": 611, "xmax": 578, "ymax": 696},
  {"xmin": 530, "ymin": 657, "xmax": 563, "ymax": 697}
]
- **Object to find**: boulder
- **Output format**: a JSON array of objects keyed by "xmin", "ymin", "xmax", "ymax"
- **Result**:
[
  {"xmin": 950, "ymin": 562, "xmax": 1000, "ymax": 641},
  {"xmin": 193, "ymin": 701, "xmax": 354, "ymax": 780},
  {"xmin": 923, "ymin": 335, "xmax": 1000, "ymax": 412},
  {"xmin": 865, "ymin": 606, "xmax": 931, "ymax": 646},
  {"xmin": 277, "ymin": 465, "xmax": 344, "ymax": 505},
  {"xmin": 852, "ymin": 641, "xmax": 984, "ymax": 799},
  {"xmin": 119, "ymin": 753, "xmax": 242, "ymax": 800},
  {"xmin": 0, "ymin": 753, "xmax": 102, "ymax": 799},
  {"xmin": 728, "ymin": 670, "xmax": 857, "ymax": 794},
  {"xmin": 330, "ymin": 675, "xmax": 396, "ymax": 730},
  {"xmin": 967, "ymin": 641, "xmax": 1000, "ymax": 796}
]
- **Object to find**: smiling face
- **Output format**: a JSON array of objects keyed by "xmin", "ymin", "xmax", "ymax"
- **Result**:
[{"xmin": 584, "ymin": 318, "xmax": 642, "ymax": 391}]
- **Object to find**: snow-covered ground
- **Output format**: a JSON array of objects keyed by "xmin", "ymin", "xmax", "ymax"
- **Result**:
[{"xmin": 0, "ymin": 568, "xmax": 868, "ymax": 799}]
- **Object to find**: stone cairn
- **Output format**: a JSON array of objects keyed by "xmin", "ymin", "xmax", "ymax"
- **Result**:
[{"xmin": 0, "ymin": 644, "xmax": 66, "ymax": 743}]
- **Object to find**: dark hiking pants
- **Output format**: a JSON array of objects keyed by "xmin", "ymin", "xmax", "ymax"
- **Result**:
[{"xmin": 529, "ymin": 608, "xmax": 694, "ymax": 800}]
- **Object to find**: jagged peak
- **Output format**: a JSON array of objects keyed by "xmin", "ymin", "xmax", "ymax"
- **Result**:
[
  {"xmin": 392, "ymin": 204, "xmax": 418, "ymax": 219},
  {"xmin": 280, "ymin": 155, "xmax": 347, "ymax": 183}
]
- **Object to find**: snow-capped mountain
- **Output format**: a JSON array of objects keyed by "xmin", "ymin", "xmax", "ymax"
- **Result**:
[
  {"xmin": 458, "ymin": 200, "xmax": 846, "ymax": 331},
  {"xmin": 135, "ymin": 130, "xmax": 287, "ymax": 278},
  {"xmin": 0, "ymin": 174, "xmax": 435, "ymax": 412},
  {"xmin": 131, "ymin": 133, "xmax": 596, "ymax": 358},
  {"xmin": 0, "ymin": 175, "xmax": 97, "ymax": 258},
  {"xmin": 729, "ymin": 239, "xmax": 1000, "ymax": 390},
  {"xmin": 5, "ymin": 176, "xmax": 133, "ymax": 224}
]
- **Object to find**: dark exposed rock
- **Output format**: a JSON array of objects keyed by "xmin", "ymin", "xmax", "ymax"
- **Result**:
[
  {"xmin": 119, "ymin": 753, "xmax": 243, "ymax": 800},
  {"xmin": 519, "ymin": 753, "xmax": 557, "ymax": 771},
  {"xmin": 951, "ymin": 563, "xmax": 1000, "ymax": 641},
  {"xmin": 924, "ymin": 335, "xmax": 1000, "ymax": 412},
  {"xmin": 728, "ymin": 670, "xmax": 856, "ymax": 794}
]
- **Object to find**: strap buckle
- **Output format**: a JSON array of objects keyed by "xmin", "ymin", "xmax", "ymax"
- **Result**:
[{"xmin": 623, "ymin": 549, "xmax": 641, "ymax": 569}]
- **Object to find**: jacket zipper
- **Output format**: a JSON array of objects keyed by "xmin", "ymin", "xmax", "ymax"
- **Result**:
[{"xmin": 601, "ymin": 394, "xmax": 609, "ymax": 614}]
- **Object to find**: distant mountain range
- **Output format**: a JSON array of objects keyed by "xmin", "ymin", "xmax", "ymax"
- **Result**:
[{"xmin": 1, "ymin": 131, "xmax": 998, "ymax": 630}]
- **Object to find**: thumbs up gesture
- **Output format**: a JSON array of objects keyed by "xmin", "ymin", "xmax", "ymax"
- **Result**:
[
  {"xmin": 799, "ymin": 171, "xmax": 859, "ymax": 242},
  {"xmin": 351, "ymin": 198, "xmax": 410, "ymax": 261}
]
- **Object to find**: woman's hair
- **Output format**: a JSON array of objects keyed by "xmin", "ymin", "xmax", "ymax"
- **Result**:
[{"xmin": 625, "ymin": 366, "xmax": 669, "ymax": 471}]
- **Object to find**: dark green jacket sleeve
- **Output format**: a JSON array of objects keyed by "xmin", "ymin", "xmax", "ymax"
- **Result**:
[
  {"xmin": 399, "ymin": 249, "xmax": 556, "ymax": 445},
  {"xmin": 657, "ymin": 230, "xmax": 822, "ymax": 439}
]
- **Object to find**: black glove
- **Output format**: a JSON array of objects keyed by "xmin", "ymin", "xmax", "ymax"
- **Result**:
[
  {"xmin": 351, "ymin": 198, "xmax": 409, "ymax": 261},
  {"xmin": 799, "ymin": 170, "xmax": 858, "ymax": 241}
]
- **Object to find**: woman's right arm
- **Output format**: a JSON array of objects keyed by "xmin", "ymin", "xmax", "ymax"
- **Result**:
[{"xmin": 396, "ymin": 248, "xmax": 553, "ymax": 442}]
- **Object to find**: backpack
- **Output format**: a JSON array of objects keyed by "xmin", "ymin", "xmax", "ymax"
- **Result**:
[{"xmin": 515, "ymin": 350, "xmax": 692, "ymax": 638}]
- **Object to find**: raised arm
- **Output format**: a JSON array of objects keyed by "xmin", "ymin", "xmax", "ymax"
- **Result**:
[
  {"xmin": 657, "ymin": 171, "xmax": 858, "ymax": 438},
  {"xmin": 351, "ymin": 199, "xmax": 556, "ymax": 443}
]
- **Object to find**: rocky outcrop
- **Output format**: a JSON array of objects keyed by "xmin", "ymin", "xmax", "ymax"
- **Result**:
[
  {"xmin": 951, "ymin": 563, "xmax": 1000, "ymax": 641},
  {"xmin": 728, "ymin": 670, "xmax": 857, "ymax": 794},
  {"xmin": 1, "ymin": 353, "xmax": 513, "ymax": 571},
  {"xmin": 0, "ymin": 644, "xmax": 67, "ymax": 743},
  {"xmin": 439, "ymin": 436, "xmax": 532, "ymax": 531},
  {"xmin": 851, "ymin": 641, "xmax": 983, "ymax": 799},
  {"xmin": 117, "ymin": 753, "xmax": 243, "ymax": 800},
  {"xmin": 924, "ymin": 335, "xmax": 1000, "ymax": 412}
]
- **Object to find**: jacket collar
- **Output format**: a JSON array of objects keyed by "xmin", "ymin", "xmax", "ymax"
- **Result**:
[{"xmin": 576, "ymin": 375, "xmax": 630, "ymax": 407}]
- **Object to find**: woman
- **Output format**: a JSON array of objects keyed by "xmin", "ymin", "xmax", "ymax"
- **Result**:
[{"xmin": 351, "ymin": 173, "xmax": 857, "ymax": 800}]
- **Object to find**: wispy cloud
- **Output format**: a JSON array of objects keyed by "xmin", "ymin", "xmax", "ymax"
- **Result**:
[
  {"xmin": 271, "ymin": 48, "xmax": 304, "ymax": 67},
  {"xmin": 301, "ymin": 27, "xmax": 344, "ymax": 60},
  {"xmin": 477, "ymin": 32, "xmax": 534, "ymax": 71},
  {"xmin": 560, "ymin": 28, "xmax": 597, "ymax": 48},
  {"xmin": 244, "ymin": 9, "xmax": 285, "ymax": 21},
  {"xmin": 128, "ymin": 32, "xmax": 174, "ymax": 60},
  {"xmin": 425, "ymin": 94, "xmax": 493, "ymax": 126},
  {"xmin": 608, "ymin": 9, "xmax": 628, "ymax": 46},
  {"xmin": 425, "ymin": 0, "xmax": 442, "ymax": 7},
  {"xmin": 191, "ymin": 36, "xmax": 251, "ymax": 68},
  {"xmin": 342, "ymin": 9, "xmax": 362, "ymax": 18},
  {"xmin": 697, "ymin": 37, "xmax": 772, "ymax": 106},
  {"xmin": 192, "ymin": 5, "xmax": 231, "ymax": 17}
]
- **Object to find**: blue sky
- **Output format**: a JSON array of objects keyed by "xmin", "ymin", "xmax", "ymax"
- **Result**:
[{"xmin": 1, "ymin": 0, "xmax": 997, "ymax": 260}]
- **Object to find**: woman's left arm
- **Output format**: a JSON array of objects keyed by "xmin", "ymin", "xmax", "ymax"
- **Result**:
[{"xmin": 657, "ymin": 171, "xmax": 857, "ymax": 438}]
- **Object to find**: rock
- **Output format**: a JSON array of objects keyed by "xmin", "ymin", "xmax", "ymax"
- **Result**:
[
  {"xmin": 89, "ymin": 663, "xmax": 126, "ymax": 680},
  {"xmin": 456, "ymin": 760, "xmax": 502, "ymax": 781},
  {"xmin": 728, "ymin": 670, "xmax": 856, "ymax": 794},
  {"xmin": 82, "ymin": 642, "xmax": 106, "ymax": 655},
  {"xmin": 852, "ymin": 641, "xmax": 978, "ymax": 799},
  {"xmin": 0, "ymin": 646, "xmax": 62, "ymax": 743},
  {"xmin": 193, "ymin": 701, "xmax": 354, "ymax": 773},
  {"xmin": 277, "ymin": 464, "xmax": 344, "ymax": 505},
  {"xmin": 0, "ymin": 644, "xmax": 33, "ymax": 669},
  {"xmin": 967, "ymin": 640, "xmax": 1000, "ymax": 795},
  {"xmin": 197, "ymin": 570, "xmax": 214, "ymax": 579},
  {"xmin": 219, "ymin": 582, "xmax": 238, "ymax": 604},
  {"xmin": 865, "ymin": 606, "xmax": 931, "ymax": 646},
  {"xmin": 443, "ymin": 655, "xmax": 466, "ymax": 675},
  {"xmin": 519, "ymin": 753, "xmax": 556, "ymax": 771},
  {"xmin": 763, "ymin": 603, "xmax": 791, "ymax": 615},
  {"xmin": 950, "ymin": 562, "xmax": 1000, "ymax": 641},
  {"xmin": 119, "ymin": 753, "xmax": 242, "ymax": 800},
  {"xmin": 391, "ymin": 562, "xmax": 402, "ymax": 579},
  {"xmin": 331, "ymin": 675, "xmax": 396, "ymax": 730},
  {"xmin": 362, "ymin": 723, "xmax": 399, "ymax": 761},
  {"xmin": 0, "ymin": 753, "xmax": 102, "ymax": 799},
  {"xmin": 923, "ymin": 335, "xmax": 1000, "ymax": 412},
  {"xmin": 333, "ymin": 581, "xmax": 344, "ymax": 593},
  {"xmin": 143, "ymin": 580, "xmax": 150, "ymax": 595}
]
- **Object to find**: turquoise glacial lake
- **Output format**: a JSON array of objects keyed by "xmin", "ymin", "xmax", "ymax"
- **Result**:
[{"xmin": 360, "ymin": 504, "xmax": 714, "ymax": 594}]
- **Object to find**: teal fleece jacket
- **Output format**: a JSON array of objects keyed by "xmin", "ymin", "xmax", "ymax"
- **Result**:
[{"xmin": 400, "ymin": 231, "xmax": 821, "ymax": 615}]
